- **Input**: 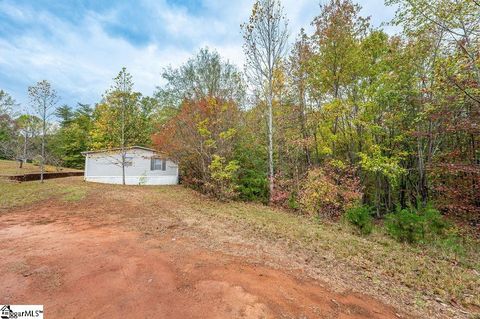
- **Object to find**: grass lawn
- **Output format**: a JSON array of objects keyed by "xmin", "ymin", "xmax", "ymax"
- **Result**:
[
  {"xmin": 1, "ymin": 177, "xmax": 478, "ymax": 317},
  {"xmin": 0, "ymin": 177, "xmax": 88, "ymax": 210},
  {"xmin": 0, "ymin": 159, "xmax": 82, "ymax": 176}
]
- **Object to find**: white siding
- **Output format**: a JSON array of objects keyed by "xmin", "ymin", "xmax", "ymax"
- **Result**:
[{"xmin": 84, "ymin": 148, "xmax": 178, "ymax": 185}]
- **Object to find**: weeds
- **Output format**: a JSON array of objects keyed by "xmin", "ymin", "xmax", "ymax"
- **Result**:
[{"xmin": 344, "ymin": 205, "xmax": 374, "ymax": 235}]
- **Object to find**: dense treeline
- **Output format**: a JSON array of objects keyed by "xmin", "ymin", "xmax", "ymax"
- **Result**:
[
  {"xmin": 153, "ymin": 0, "xmax": 480, "ymax": 227},
  {"xmin": 0, "ymin": 0, "xmax": 478, "ymax": 230}
]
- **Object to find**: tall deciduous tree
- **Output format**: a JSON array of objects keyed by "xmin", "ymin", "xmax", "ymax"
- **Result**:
[
  {"xmin": 155, "ymin": 48, "xmax": 246, "ymax": 124},
  {"xmin": 0, "ymin": 90, "xmax": 17, "ymax": 116},
  {"xmin": 114, "ymin": 68, "xmax": 132, "ymax": 185},
  {"xmin": 242, "ymin": 0, "xmax": 289, "ymax": 201},
  {"xmin": 90, "ymin": 68, "xmax": 153, "ymax": 185},
  {"xmin": 386, "ymin": 0, "xmax": 480, "ymax": 210},
  {"xmin": 0, "ymin": 90, "xmax": 18, "ymax": 159},
  {"xmin": 288, "ymin": 29, "xmax": 314, "ymax": 166},
  {"xmin": 153, "ymin": 97, "xmax": 241, "ymax": 198},
  {"xmin": 28, "ymin": 80, "xmax": 58, "ymax": 183},
  {"xmin": 16, "ymin": 114, "xmax": 42, "ymax": 166}
]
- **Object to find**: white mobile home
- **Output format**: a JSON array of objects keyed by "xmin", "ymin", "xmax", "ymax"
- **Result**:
[{"xmin": 81, "ymin": 146, "xmax": 178, "ymax": 185}]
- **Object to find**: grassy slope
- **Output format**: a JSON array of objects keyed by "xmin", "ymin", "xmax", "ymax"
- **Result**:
[
  {"xmin": 145, "ymin": 187, "xmax": 479, "ymax": 313},
  {"xmin": 0, "ymin": 177, "xmax": 478, "ymax": 316},
  {"xmin": 0, "ymin": 159, "xmax": 82, "ymax": 176}
]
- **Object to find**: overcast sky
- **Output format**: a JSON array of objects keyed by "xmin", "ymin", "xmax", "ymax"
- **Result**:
[{"xmin": 0, "ymin": 0, "xmax": 398, "ymax": 111}]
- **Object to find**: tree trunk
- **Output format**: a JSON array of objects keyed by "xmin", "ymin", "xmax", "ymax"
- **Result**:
[
  {"xmin": 399, "ymin": 175, "xmax": 407, "ymax": 209},
  {"xmin": 313, "ymin": 130, "xmax": 320, "ymax": 165},
  {"xmin": 40, "ymin": 103, "xmax": 46, "ymax": 183},
  {"xmin": 299, "ymin": 89, "xmax": 311, "ymax": 167},
  {"xmin": 121, "ymin": 99, "xmax": 126, "ymax": 186},
  {"xmin": 417, "ymin": 134, "xmax": 428, "ymax": 206},
  {"xmin": 375, "ymin": 174, "xmax": 381, "ymax": 217},
  {"xmin": 268, "ymin": 84, "xmax": 274, "ymax": 201},
  {"xmin": 121, "ymin": 150, "xmax": 126, "ymax": 185},
  {"xmin": 23, "ymin": 131, "xmax": 27, "ymax": 166}
]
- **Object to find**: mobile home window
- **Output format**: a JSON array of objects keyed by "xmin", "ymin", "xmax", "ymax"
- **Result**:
[{"xmin": 151, "ymin": 158, "xmax": 166, "ymax": 171}]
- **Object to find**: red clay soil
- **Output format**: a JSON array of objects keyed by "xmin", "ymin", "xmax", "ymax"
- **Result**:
[{"xmin": 0, "ymin": 203, "xmax": 403, "ymax": 319}]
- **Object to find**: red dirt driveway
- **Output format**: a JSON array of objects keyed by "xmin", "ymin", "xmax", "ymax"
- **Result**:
[{"xmin": 0, "ymin": 203, "xmax": 403, "ymax": 319}]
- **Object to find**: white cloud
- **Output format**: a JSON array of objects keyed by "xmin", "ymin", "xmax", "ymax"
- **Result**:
[
  {"xmin": 0, "ymin": 3, "xmax": 193, "ymax": 107},
  {"xmin": 0, "ymin": 0, "xmax": 397, "ymax": 109}
]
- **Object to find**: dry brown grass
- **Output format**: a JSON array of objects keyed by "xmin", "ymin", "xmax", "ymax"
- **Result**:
[{"xmin": 0, "ymin": 159, "xmax": 81, "ymax": 176}]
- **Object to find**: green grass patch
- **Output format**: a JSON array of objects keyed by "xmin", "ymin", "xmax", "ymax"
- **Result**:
[
  {"xmin": 61, "ymin": 187, "xmax": 88, "ymax": 202},
  {"xmin": 0, "ymin": 178, "xmax": 87, "ymax": 210}
]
